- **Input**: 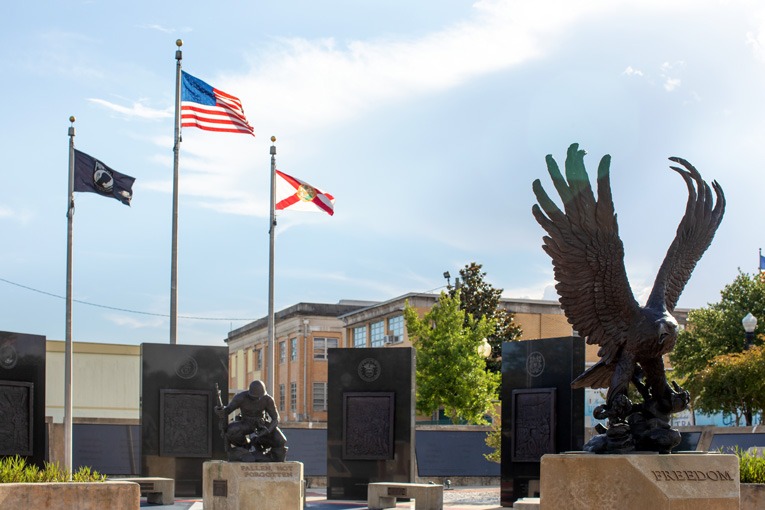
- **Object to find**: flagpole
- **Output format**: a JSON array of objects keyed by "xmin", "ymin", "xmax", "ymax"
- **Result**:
[
  {"xmin": 64, "ymin": 116, "xmax": 76, "ymax": 475},
  {"xmin": 267, "ymin": 136, "xmax": 277, "ymax": 396},
  {"xmin": 170, "ymin": 39, "xmax": 183, "ymax": 344}
]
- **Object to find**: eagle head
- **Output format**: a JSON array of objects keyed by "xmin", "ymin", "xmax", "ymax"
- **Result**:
[{"xmin": 656, "ymin": 315, "xmax": 679, "ymax": 349}]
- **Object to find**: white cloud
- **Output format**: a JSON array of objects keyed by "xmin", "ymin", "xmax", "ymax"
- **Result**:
[
  {"xmin": 237, "ymin": 1, "xmax": 582, "ymax": 132},
  {"xmin": 172, "ymin": 0, "xmax": 612, "ymax": 215},
  {"xmin": 104, "ymin": 0, "xmax": 712, "ymax": 216},
  {"xmin": 88, "ymin": 98, "xmax": 172, "ymax": 120},
  {"xmin": 140, "ymin": 24, "xmax": 174, "ymax": 34},
  {"xmin": 659, "ymin": 61, "xmax": 685, "ymax": 91},
  {"xmin": 139, "ymin": 24, "xmax": 192, "ymax": 34},
  {"xmin": 623, "ymin": 66, "xmax": 644, "ymax": 77},
  {"xmin": 105, "ymin": 313, "xmax": 165, "ymax": 329},
  {"xmin": 664, "ymin": 77, "xmax": 681, "ymax": 91},
  {"xmin": 26, "ymin": 30, "xmax": 105, "ymax": 81},
  {"xmin": 0, "ymin": 206, "xmax": 33, "ymax": 225},
  {"xmin": 503, "ymin": 274, "xmax": 557, "ymax": 301},
  {"xmin": 746, "ymin": 6, "xmax": 765, "ymax": 62}
]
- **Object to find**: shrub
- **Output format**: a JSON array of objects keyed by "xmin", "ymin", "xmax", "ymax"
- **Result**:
[
  {"xmin": 483, "ymin": 406, "xmax": 501, "ymax": 464},
  {"xmin": 736, "ymin": 447, "xmax": 765, "ymax": 484},
  {"xmin": 0, "ymin": 456, "xmax": 106, "ymax": 483}
]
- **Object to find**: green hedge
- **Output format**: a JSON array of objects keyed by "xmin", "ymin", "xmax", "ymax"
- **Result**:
[{"xmin": 0, "ymin": 455, "xmax": 106, "ymax": 483}]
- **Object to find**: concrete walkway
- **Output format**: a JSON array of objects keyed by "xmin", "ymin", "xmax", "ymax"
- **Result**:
[{"xmin": 139, "ymin": 485, "xmax": 504, "ymax": 509}]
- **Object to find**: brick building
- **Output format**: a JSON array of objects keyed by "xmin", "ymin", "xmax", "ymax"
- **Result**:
[{"xmin": 225, "ymin": 293, "xmax": 576, "ymax": 424}]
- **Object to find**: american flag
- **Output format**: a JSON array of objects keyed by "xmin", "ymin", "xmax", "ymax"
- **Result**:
[{"xmin": 180, "ymin": 71, "xmax": 254, "ymax": 135}]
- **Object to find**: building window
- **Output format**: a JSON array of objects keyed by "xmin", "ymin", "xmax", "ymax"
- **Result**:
[
  {"xmin": 279, "ymin": 341, "xmax": 286, "ymax": 363},
  {"xmin": 256, "ymin": 349, "xmax": 262, "ymax": 370},
  {"xmin": 370, "ymin": 320, "xmax": 385, "ymax": 347},
  {"xmin": 353, "ymin": 326, "xmax": 367, "ymax": 348},
  {"xmin": 388, "ymin": 315, "xmax": 404, "ymax": 338},
  {"xmin": 290, "ymin": 338, "xmax": 298, "ymax": 361},
  {"xmin": 313, "ymin": 382, "xmax": 328, "ymax": 412},
  {"xmin": 290, "ymin": 382, "xmax": 297, "ymax": 411},
  {"xmin": 313, "ymin": 337, "xmax": 338, "ymax": 360},
  {"xmin": 279, "ymin": 384, "xmax": 285, "ymax": 411}
]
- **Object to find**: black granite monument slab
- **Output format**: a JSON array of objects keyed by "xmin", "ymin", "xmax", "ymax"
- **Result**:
[
  {"xmin": 280, "ymin": 427, "xmax": 327, "ymax": 476},
  {"xmin": 327, "ymin": 347, "xmax": 415, "ymax": 500},
  {"xmin": 140, "ymin": 343, "xmax": 228, "ymax": 496},
  {"xmin": 709, "ymin": 432, "xmax": 765, "ymax": 454},
  {"xmin": 0, "ymin": 331, "xmax": 46, "ymax": 467},
  {"xmin": 73, "ymin": 423, "xmax": 140, "ymax": 475},
  {"xmin": 415, "ymin": 430, "xmax": 500, "ymax": 477},
  {"xmin": 501, "ymin": 337, "xmax": 584, "ymax": 506},
  {"xmin": 673, "ymin": 431, "xmax": 701, "ymax": 452}
]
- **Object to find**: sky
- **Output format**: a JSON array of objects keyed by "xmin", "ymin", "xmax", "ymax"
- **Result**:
[{"xmin": 2, "ymin": 0, "xmax": 765, "ymax": 346}]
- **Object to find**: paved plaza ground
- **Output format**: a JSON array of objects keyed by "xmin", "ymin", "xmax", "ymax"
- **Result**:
[{"xmin": 139, "ymin": 485, "xmax": 503, "ymax": 509}]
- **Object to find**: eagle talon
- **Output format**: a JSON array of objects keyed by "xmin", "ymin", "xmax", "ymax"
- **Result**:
[
  {"xmin": 667, "ymin": 381, "xmax": 690, "ymax": 413},
  {"xmin": 593, "ymin": 394, "xmax": 633, "ymax": 422}
]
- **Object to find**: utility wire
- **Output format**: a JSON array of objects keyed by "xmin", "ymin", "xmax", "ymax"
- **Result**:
[
  {"xmin": 0, "ymin": 277, "xmax": 257, "ymax": 322},
  {"xmin": 2, "ymin": 277, "xmax": 449, "ymax": 322}
]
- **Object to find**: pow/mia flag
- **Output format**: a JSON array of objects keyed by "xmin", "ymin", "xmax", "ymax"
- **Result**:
[{"xmin": 73, "ymin": 149, "xmax": 135, "ymax": 206}]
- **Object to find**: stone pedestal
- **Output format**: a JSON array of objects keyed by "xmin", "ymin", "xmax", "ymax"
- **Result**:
[
  {"xmin": 540, "ymin": 453, "xmax": 739, "ymax": 510},
  {"xmin": 203, "ymin": 461, "xmax": 304, "ymax": 510}
]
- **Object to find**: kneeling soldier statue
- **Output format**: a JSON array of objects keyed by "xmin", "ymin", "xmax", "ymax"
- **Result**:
[{"xmin": 216, "ymin": 380, "xmax": 288, "ymax": 462}]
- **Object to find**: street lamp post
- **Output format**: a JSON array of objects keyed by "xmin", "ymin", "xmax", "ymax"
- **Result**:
[
  {"xmin": 742, "ymin": 312, "xmax": 757, "ymax": 350},
  {"xmin": 478, "ymin": 338, "xmax": 492, "ymax": 358}
]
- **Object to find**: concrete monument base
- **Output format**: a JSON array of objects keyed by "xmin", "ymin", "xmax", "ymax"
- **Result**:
[
  {"xmin": 540, "ymin": 453, "xmax": 739, "ymax": 510},
  {"xmin": 0, "ymin": 481, "xmax": 139, "ymax": 510},
  {"xmin": 203, "ymin": 460, "xmax": 304, "ymax": 510}
]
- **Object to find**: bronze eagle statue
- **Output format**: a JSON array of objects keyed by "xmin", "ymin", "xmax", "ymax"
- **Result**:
[{"xmin": 532, "ymin": 143, "xmax": 725, "ymax": 453}]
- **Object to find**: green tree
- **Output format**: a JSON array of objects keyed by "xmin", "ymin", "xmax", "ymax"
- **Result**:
[
  {"xmin": 404, "ymin": 290, "xmax": 500, "ymax": 424},
  {"xmin": 684, "ymin": 346, "xmax": 765, "ymax": 426},
  {"xmin": 670, "ymin": 270, "xmax": 765, "ymax": 425},
  {"xmin": 447, "ymin": 262, "xmax": 523, "ymax": 372}
]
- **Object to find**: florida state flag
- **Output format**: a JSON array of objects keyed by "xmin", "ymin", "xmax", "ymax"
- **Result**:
[{"xmin": 275, "ymin": 170, "xmax": 334, "ymax": 216}]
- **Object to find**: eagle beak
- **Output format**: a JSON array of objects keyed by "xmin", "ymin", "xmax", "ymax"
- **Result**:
[{"xmin": 658, "ymin": 323, "xmax": 670, "ymax": 344}]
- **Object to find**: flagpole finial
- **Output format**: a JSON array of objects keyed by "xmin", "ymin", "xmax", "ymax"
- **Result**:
[
  {"xmin": 176, "ymin": 39, "xmax": 183, "ymax": 48},
  {"xmin": 271, "ymin": 136, "xmax": 276, "ymax": 143},
  {"xmin": 69, "ymin": 116, "xmax": 75, "ymax": 124}
]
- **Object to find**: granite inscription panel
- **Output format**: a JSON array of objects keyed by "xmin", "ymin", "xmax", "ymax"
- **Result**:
[
  {"xmin": 342, "ymin": 392, "xmax": 394, "ymax": 460},
  {"xmin": 511, "ymin": 388, "xmax": 556, "ymax": 462},
  {"xmin": 159, "ymin": 389, "xmax": 212, "ymax": 457},
  {"xmin": 0, "ymin": 381, "xmax": 33, "ymax": 456}
]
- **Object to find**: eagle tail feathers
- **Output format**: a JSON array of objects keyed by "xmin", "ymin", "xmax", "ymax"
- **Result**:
[{"xmin": 571, "ymin": 359, "xmax": 614, "ymax": 389}]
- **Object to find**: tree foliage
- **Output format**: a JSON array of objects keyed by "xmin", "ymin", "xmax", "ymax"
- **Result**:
[
  {"xmin": 404, "ymin": 290, "xmax": 500, "ymax": 425},
  {"xmin": 684, "ymin": 346, "xmax": 765, "ymax": 426},
  {"xmin": 447, "ymin": 262, "xmax": 523, "ymax": 372},
  {"xmin": 483, "ymin": 406, "xmax": 502, "ymax": 463},
  {"xmin": 670, "ymin": 270, "xmax": 765, "ymax": 425}
]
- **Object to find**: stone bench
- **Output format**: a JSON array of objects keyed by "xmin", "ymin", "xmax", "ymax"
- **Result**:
[
  {"xmin": 367, "ymin": 482, "xmax": 443, "ymax": 510},
  {"xmin": 513, "ymin": 496, "xmax": 541, "ymax": 509},
  {"xmin": 113, "ymin": 477, "xmax": 174, "ymax": 505}
]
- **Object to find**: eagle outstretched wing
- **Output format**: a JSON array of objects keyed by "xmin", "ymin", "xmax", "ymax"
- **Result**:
[
  {"xmin": 645, "ymin": 157, "xmax": 725, "ymax": 313},
  {"xmin": 532, "ymin": 144, "xmax": 640, "ymax": 367}
]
